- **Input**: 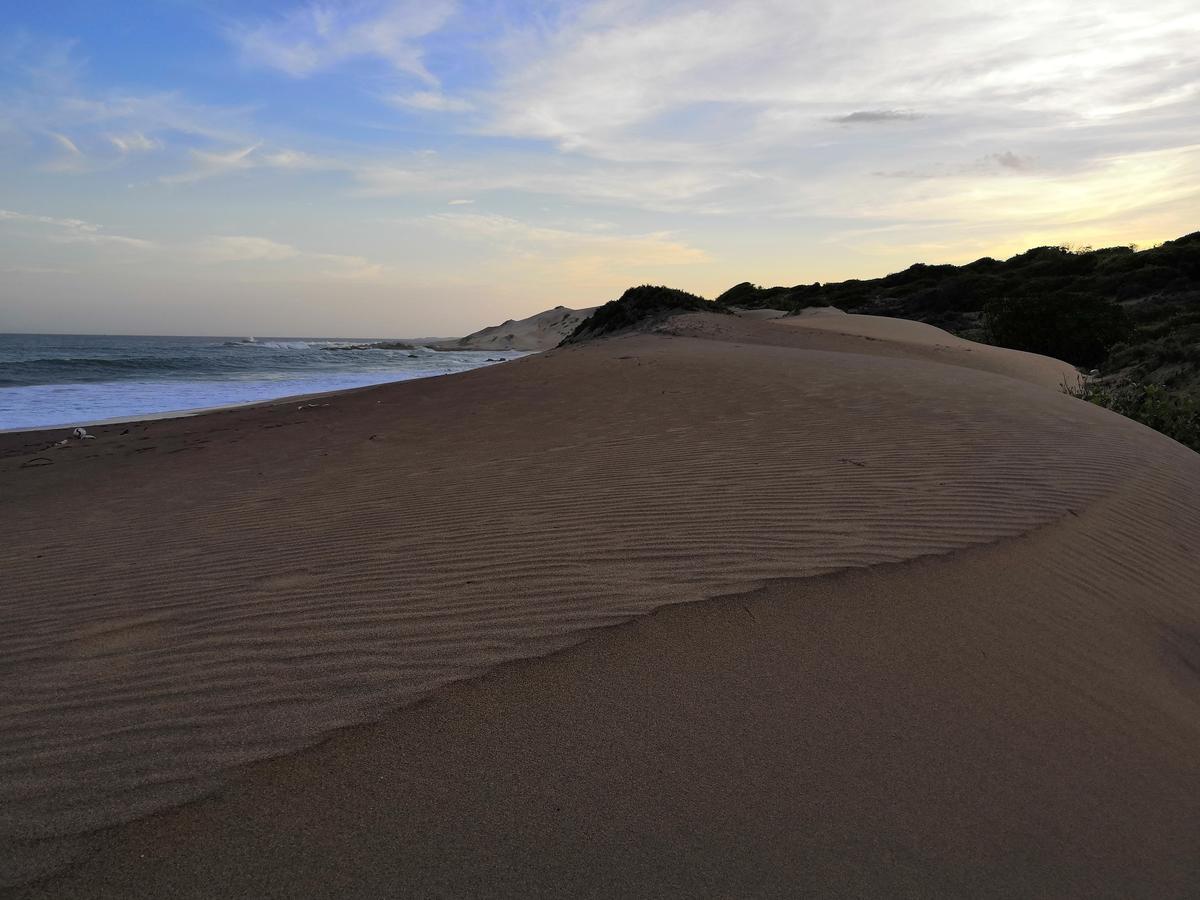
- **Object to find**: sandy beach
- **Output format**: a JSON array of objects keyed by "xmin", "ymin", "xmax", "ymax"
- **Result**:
[{"xmin": 3, "ymin": 311, "xmax": 1199, "ymax": 897}]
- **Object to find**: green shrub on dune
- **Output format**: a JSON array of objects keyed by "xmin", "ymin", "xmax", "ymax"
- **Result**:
[
  {"xmin": 562, "ymin": 285, "xmax": 722, "ymax": 344},
  {"xmin": 1068, "ymin": 380, "xmax": 1200, "ymax": 452}
]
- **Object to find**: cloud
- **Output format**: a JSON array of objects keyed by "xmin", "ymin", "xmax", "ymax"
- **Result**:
[
  {"xmin": 229, "ymin": 0, "xmax": 456, "ymax": 81},
  {"xmin": 0, "ymin": 208, "xmax": 154, "ymax": 248},
  {"xmin": 0, "ymin": 33, "xmax": 84, "ymax": 98},
  {"xmin": 873, "ymin": 151, "xmax": 1040, "ymax": 179},
  {"xmin": 985, "ymin": 151, "xmax": 1036, "ymax": 171},
  {"xmin": 482, "ymin": 0, "xmax": 1200, "ymax": 168},
  {"xmin": 352, "ymin": 154, "xmax": 767, "ymax": 213},
  {"xmin": 41, "ymin": 130, "xmax": 87, "ymax": 171},
  {"xmin": 860, "ymin": 144, "xmax": 1200, "ymax": 233},
  {"xmin": 0, "ymin": 265, "xmax": 73, "ymax": 275},
  {"xmin": 259, "ymin": 148, "xmax": 325, "ymax": 169},
  {"xmin": 193, "ymin": 235, "xmax": 388, "ymax": 281},
  {"xmin": 48, "ymin": 131, "xmax": 83, "ymax": 156},
  {"xmin": 426, "ymin": 212, "xmax": 703, "ymax": 255},
  {"xmin": 39, "ymin": 128, "xmax": 161, "ymax": 174},
  {"xmin": 0, "ymin": 215, "xmax": 389, "ymax": 282},
  {"xmin": 162, "ymin": 144, "xmax": 332, "ymax": 183},
  {"xmin": 313, "ymin": 252, "xmax": 386, "ymax": 280},
  {"xmin": 160, "ymin": 144, "xmax": 259, "ymax": 183},
  {"xmin": 1, "ymin": 36, "xmax": 255, "ymax": 177},
  {"xmin": 389, "ymin": 90, "xmax": 473, "ymax": 112},
  {"xmin": 194, "ymin": 235, "xmax": 301, "ymax": 262},
  {"xmin": 831, "ymin": 110, "xmax": 923, "ymax": 124},
  {"xmin": 421, "ymin": 212, "xmax": 707, "ymax": 286},
  {"xmin": 54, "ymin": 92, "xmax": 251, "ymax": 144},
  {"xmin": 108, "ymin": 132, "xmax": 161, "ymax": 153}
]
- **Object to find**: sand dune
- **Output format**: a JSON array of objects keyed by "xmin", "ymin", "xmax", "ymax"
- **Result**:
[
  {"xmin": 666, "ymin": 310, "xmax": 1080, "ymax": 390},
  {"xmin": 2, "ymin": 312, "xmax": 1198, "ymax": 894},
  {"xmin": 729, "ymin": 306, "xmax": 793, "ymax": 319},
  {"xmin": 438, "ymin": 304, "xmax": 596, "ymax": 351}
]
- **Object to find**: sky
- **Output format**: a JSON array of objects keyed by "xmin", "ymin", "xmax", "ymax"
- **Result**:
[{"xmin": 1, "ymin": 1, "xmax": 1197, "ymax": 337}]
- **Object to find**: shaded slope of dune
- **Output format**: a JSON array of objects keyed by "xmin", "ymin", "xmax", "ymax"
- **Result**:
[{"xmin": 2, "ymin": 312, "xmax": 1198, "ymax": 891}]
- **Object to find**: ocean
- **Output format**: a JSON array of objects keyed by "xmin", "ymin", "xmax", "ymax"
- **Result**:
[{"xmin": 0, "ymin": 333, "xmax": 526, "ymax": 431}]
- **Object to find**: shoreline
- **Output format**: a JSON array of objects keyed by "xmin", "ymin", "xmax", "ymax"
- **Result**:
[
  {"xmin": 0, "ymin": 383, "xmax": 378, "ymax": 436},
  {"xmin": 0, "ymin": 357, "xmax": 527, "ymax": 437}
]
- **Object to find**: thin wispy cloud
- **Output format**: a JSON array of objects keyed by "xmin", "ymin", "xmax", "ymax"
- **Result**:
[
  {"xmin": 417, "ymin": 212, "xmax": 709, "ymax": 289},
  {"xmin": 228, "ymin": 1, "xmax": 456, "ymax": 81},
  {"xmin": 389, "ymin": 90, "xmax": 473, "ymax": 112},
  {"xmin": 874, "ymin": 151, "xmax": 1042, "ymax": 180},
  {"xmin": 983, "ymin": 151, "xmax": 1037, "ymax": 172},
  {"xmin": 351, "ymin": 155, "xmax": 767, "ymax": 214},
  {"xmin": 108, "ymin": 132, "xmax": 161, "ymax": 153},
  {"xmin": 1, "ymin": 36, "xmax": 254, "ymax": 178},
  {"xmin": 42, "ymin": 130, "xmax": 86, "ymax": 171},
  {"xmin": 0, "ymin": 211, "xmax": 389, "ymax": 285},
  {"xmin": 426, "ymin": 212, "xmax": 706, "ymax": 261},
  {"xmin": 832, "ymin": 110, "xmax": 924, "ymax": 124},
  {"xmin": 47, "ymin": 131, "xmax": 83, "ymax": 156},
  {"xmin": 0, "ymin": 208, "xmax": 154, "ymax": 248},
  {"xmin": 195, "ymin": 235, "xmax": 300, "ymax": 262},
  {"xmin": 193, "ymin": 234, "xmax": 388, "ymax": 282},
  {"xmin": 161, "ymin": 144, "xmax": 332, "ymax": 183},
  {"xmin": 313, "ymin": 252, "xmax": 387, "ymax": 281}
]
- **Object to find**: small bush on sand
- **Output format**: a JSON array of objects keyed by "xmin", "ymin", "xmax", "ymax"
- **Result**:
[{"xmin": 1066, "ymin": 379, "xmax": 1200, "ymax": 452}]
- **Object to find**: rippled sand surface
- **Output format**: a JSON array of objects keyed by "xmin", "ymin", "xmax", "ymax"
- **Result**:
[{"xmin": 2, "ymin": 312, "xmax": 1198, "ymax": 894}]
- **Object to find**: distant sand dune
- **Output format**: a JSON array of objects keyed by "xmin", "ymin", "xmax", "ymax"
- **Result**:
[
  {"xmin": 439, "ymin": 304, "xmax": 596, "ymax": 351},
  {"xmin": 1, "ymin": 312, "xmax": 1197, "ymax": 893}
]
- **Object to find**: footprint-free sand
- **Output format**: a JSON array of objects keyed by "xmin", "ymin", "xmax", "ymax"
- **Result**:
[{"xmin": 2, "ymin": 312, "xmax": 1198, "ymax": 896}]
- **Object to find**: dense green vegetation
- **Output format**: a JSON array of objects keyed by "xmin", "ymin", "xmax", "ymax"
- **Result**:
[
  {"xmin": 1066, "ymin": 380, "xmax": 1200, "ymax": 452},
  {"xmin": 982, "ymin": 293, "xmax": 1128, "ymax": 368},
  {"xmin": 717, "ymin": 232, "xmax": 1200, "ymax": 370},
  {"xmin": 562, "ymin": 285, "xmax": 723, "ymax": 343}
]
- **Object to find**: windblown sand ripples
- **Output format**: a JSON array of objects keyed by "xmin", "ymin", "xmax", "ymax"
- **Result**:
[{"xmin": 2, "ymin": 313, "xmax": 1197, "ymax": 886}]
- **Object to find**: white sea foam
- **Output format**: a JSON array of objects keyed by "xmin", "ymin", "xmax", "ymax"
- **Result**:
[{"xmin": 0, "ymin": 360, "xmax": 526, "ymax": 431}]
